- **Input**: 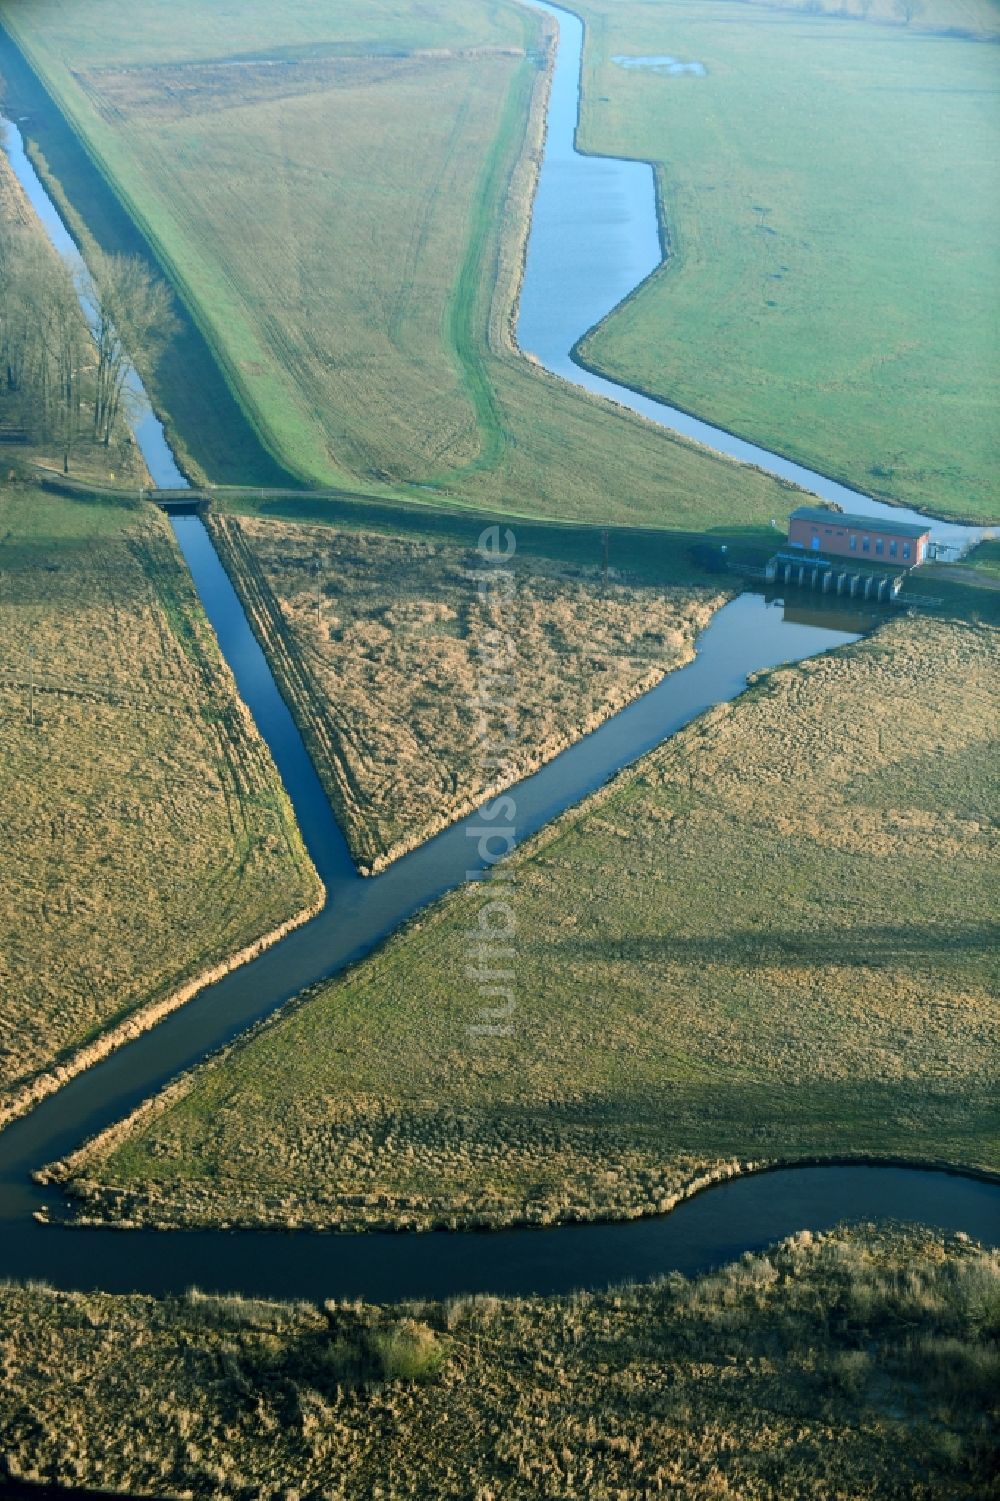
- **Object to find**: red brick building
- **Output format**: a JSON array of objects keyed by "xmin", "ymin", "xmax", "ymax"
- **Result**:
[{"xmin": 787, "ymin": 506, "xmax": 930, "ymax": 567}]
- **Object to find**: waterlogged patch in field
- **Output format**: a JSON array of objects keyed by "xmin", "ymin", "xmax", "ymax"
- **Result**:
[
  {"xmin": 612, "ymin": 55, "xmax": 706, "ymax": 77},
  {"xmin": 0, "ymin": 485, "xmax": 320, "ymax": 1121},
  {"xmin": 210, "ymin": 513, "xmax": 728, "ymax": 870},
  {"xmin": 576, "ymin": 0, "xmax": 1000, "ymax": 520},
  {"xmin": 0, "ymin": 0, "xmax": 801, "ymax": 530},
  {"xmin": 0, "ymin": 1227, "xmax": 996, "ymax": 1497},
  {"xmin": 58, "ymin": 615, "xmax": 998, "ymax": 1232}
]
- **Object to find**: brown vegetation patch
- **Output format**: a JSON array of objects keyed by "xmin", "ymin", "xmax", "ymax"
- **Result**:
[
  {"xmin": 0, "ymin": 1226, "xmax": 996, "ymax": 1497},
  {"xmin": 75, "ymin": 47, "xmax": 525, "ymax": 125},
  {"xmin": 55, "ymin": 614, "xmax": 998, "ymax": 1233},
  {"xmin": 0, "ymin": 486, "xmax": 320, "ymax": 1120},
  {"xmin": 211, "ymin": 513, "xmax": 727, "ymax": 870}
]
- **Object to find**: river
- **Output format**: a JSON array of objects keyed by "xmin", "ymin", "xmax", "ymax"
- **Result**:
[
  {"xmin": 518, "ymin": 0, "xmax": 982, "ymax": 559},
  {"xmin": 0, "ymin": 3, "xmax": 994, "ymax": 1304}
]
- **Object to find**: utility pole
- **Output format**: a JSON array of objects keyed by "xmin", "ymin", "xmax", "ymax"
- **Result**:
[{"xmin": 601, "ymin": 528, "xmax": 609, "ymax": 591}]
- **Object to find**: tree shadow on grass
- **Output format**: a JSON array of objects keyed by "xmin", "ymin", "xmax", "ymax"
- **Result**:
[{"xmin": 558, "ymin": 922, "xmax": 999, "ymax": 970}]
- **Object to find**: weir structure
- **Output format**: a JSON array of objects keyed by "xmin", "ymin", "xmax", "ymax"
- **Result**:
[{"xmin": 765, "ymin": 551, "xmax": 905, "ymax": 603}]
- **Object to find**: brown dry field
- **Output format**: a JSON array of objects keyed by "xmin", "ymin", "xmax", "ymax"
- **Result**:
[
  {"xmin": 0, "ymin": 484, "xmax": 321, "ymax": 1122},
  {"xmin": 0, "ymin": 1226, "xmax": 996, "ymax": 1498},
  {"xmin": 210, "ymin": 513, "xmax": 728, "ymax": 871},
  {"xmin": 52, "ymin": 613, "xmax": 999, "ymax": 1233}
]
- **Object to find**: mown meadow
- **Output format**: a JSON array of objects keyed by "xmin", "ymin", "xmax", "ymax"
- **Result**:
[
  {"xmin": 0, "ymin": 482, "xmax": 321, "ymax": 1124},
  {"xmin": 0, "ymin": 0, "xmax": 802, "ymax": 531},
  {"xmin": 1, "ymin": 1226, "xmax": 996, "ymax": 1497},
  {"xmin": 574, "ymin": 0, "xmax": 1000, "ymax": 521},
  {"xmin": 54, "ymin": 612, "xmax": 998, "ymax": 1232},
  {"xmin": 211, "ymin": 513, "xmax": 728, "ymax": 870}
]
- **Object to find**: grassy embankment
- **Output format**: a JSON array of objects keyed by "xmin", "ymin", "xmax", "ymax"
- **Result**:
[
  {"xmin": 0, "ymin": 0, "xmax": 804, "ymax": 535},
  {"xmin": 50, "ymin": 611, "xmax": 998, "ymax": 1231},
  {"xmin": 1, "ymin": 1226, "xmax": 996, "ymax": 1498},
  {"xmin": 573, "ymin": 0, "xmax": 1000, "ymax": 522},
  {"xmin": 0, "ymin": 482, "xmax": 322, "ymax": 1126},
  {"xmin": 0, "ymin": 22, "xmax": 296, "ymax": 490},
  {"xmin": 210, "ymin": 513, "xmax": 728, "ymax": 870}
]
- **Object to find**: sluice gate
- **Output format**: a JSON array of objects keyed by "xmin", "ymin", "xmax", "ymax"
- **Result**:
[{"xmin": 765, "ymin": 552, "xmax": 904, "ymax": 604}]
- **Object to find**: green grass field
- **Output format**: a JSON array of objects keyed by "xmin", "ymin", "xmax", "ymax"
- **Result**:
[
  {"xmin": 1, "ymin": 1226, "xmax": 996, "ymax": 1498},
  {"xmin": 54, "ymin": 613, "xmax": 998, "ymax": 1232},
  {"xmin": 575, "ymin": 0, "xmax": 1000, "ymax": 521},
  {"xmin": 3, "ymin": 0, "xmax": 995, "ymax": 524},
  {"xmin": 0, "ymin": 482, "xmax": 321, "ymax": 1123},
  {"xmin": 0, "ymin": 0, "xmax": 805, "ymax": 531}
]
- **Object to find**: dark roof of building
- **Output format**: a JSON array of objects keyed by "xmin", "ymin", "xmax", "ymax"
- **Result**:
[{"xmin": 790, "ymin": 506, "xmax": 930, "ymax": 539}]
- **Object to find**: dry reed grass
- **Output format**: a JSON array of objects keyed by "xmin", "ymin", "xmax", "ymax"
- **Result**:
[
  {"xmin": 0, "ymin": 483, "xmax": 320, "ymax": 1119},
  {"xmin": 211, "ymin": 513, "xmax": 727, "ymax": 869},
  {"xmin": 55, "ymin": 615, "xmax": 998, "ymax": 1232},
  {"xmin": 0, "ymin": 1226, "xmax": 996, "ymax": 1497}
]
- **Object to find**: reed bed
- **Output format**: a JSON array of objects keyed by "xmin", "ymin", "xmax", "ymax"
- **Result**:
[
  {"xmin": 211, "ymin": 513, "xmax": 727, "ymax": 869},
  {"xmin": 0, "ymin": 1226, "xmax": 996, "ymax": 1497},
  {"xmin": 0, "ymin": 483, "xmax": 320, "ymax": 1119}
]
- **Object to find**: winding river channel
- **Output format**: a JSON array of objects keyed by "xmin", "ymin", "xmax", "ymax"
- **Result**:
[{"xmin": 0, "ymin": 0, "xmax": 995, "ymax": 1305}]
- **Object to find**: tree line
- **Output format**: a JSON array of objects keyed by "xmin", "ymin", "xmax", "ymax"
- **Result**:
[{"xmin": 0, "ymin": 221, "xmax": 176, "ymax": 473}]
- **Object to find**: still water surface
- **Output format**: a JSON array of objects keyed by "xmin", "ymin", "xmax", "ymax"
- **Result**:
[{"xmin": 518, "ymin": 1, "xmax": 981, "ymax": 558}]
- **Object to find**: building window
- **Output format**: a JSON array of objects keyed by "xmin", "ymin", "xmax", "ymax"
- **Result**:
[
  {"xmin": 862, "ymin": 536, "xmax": 870, "ymax": 552},
  {"xmin": 849, "ymin": 534, "xmax": 857, "ymax": 550},
  {"xmin": 875, "ymin": 538, "xmax": 884, "ymax": 555},
  {"xmin": 889, "ymin": 540, "xmax": 897, "ymax": 557},
  {"xmin": 903, "ymin": 542, "xmax": 911, "ymax": 561}
]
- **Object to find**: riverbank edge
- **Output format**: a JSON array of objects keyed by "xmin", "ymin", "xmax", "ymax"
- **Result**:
[
  {"xmin": 0, "ymin": 16, "xmax": 305, "ymax": 491},
  {"xmin": 207, "ymin": 512, "xmax": 731, "ymax": 876},
  {"xmin": 4, "ymin": 0, "xmax": 821, "ymax": 533},
  {"xmin": 26, "ymin": 612, "xmax": 959, "ymax": 1234},
  {"xmin": 530, "ymin": 0, "xmax": 997, "ymax": 531},
  {"xmin": 491, "ymin": 2, "xmax": 818, "ymax": 518},
  {"xmin": 37, "ymin": 1117, "xmax": 1000, "ymax": 1235},
  {"xmin": 0, "ymin": 881, "xmax": 326, "ymax": 1140}
]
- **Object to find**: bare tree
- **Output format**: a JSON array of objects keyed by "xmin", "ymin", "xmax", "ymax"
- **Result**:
[
  {"xmin": 0, "ymin": 235, "xmax": 90, "ymax": 469},
  {"xmin": 0, "ymin": 228, "xmax": 43, "ymax": 394},
  {"xmin": 88, "ymin": 252, "xmax": 177, "ymax": 445},
  {"xmin": 893, "ymin": 0, "xmax": 923, "ymax": 23},
  {"xmin": 43, "ymin": 260, "xmax": 89, "ymax": 473}
]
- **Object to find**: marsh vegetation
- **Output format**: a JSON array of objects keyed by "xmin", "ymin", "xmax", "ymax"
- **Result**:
[
  {"xmin": 211, "ymin": 513, "xmax": 728, "ymax": 870},
  {"xmin": 52, "ymin": 614, "xmax": 998, "ymax": 1231},
  {"xmin": 0, "ymin": 484, "xmax": 321, "ymax": 1124},
  {"xmin": 1, "ymin": 1227, "xmax": 996, "ymax": 1497}
]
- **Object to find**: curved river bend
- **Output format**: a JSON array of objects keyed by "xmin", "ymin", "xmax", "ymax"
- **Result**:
[
  {"xmin": 0, "ymin": 17, "xmax": 995, "ymax": 1304},
  {"xmin": 518, "ymin": 0, "xmax": 981, "ymax": 559}
]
